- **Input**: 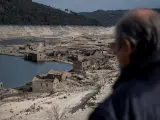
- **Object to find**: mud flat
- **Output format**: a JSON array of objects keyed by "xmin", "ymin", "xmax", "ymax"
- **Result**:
[{"xmin": 0, "ymin": 26, "xmax": 114, "ymax": 39}]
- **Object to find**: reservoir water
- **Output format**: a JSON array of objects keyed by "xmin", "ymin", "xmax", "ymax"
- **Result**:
[
  {"xmin": 0, "ymin": 39, "xmax": 43, "ymax": 45},
  {"xmin": 0, "ymin": 55, "xmax": 72, "ymax": 88}
]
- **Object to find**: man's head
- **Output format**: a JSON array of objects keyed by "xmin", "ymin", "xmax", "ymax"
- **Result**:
[{"xmin": 115, "ymin": 8, "xmax": 160, "ymax": 69}]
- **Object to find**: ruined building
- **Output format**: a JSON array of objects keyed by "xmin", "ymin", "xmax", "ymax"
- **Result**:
[
  {"xmin": 73, "ymin": 55, "xmax": 91, "ymax": 71},
  {"xmin": 47, "ymin": 70, "xmax": 71, "ymax": 81},
  {"xmin": 32, "ymin": 70, "xmax": 71, "ymax": 92},
  {"xmin": 32, "ymin": 76, "xmax": 59, "ymax": 92},
  {"xmin": 24, "ymin": 52, "xmax": 46, "ymax": 62}
]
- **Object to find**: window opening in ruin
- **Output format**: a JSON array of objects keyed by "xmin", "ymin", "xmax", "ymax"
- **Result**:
[
  {"xmin": 41, "ymin": 83, "xmax": 42, "ymax": 86},
  {"xmin": 46, "ymin": 83, "xmax": 48, "ymax": 87}
]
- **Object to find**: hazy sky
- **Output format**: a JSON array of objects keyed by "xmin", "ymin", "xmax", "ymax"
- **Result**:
[{"xmin": 33, "ymin": 0, "xmax": 160, "ymax": 12}]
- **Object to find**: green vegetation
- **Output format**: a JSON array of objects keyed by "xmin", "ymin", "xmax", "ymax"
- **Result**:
[
  {"xmin": 80, "ymin": 9, "xmax": 160, "ymax": 26},
  {"xmin": 0, "ymin": 0, "xmax": 101, "ymax": 25},
  {"xmin": 1, "ymin": 0, "xmax": 159, "ymax": 26}
]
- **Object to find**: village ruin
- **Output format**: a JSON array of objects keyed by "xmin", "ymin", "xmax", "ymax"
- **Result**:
[{"xmin": 0, "ymin": 26, "xmax": 118, "ymax": 120}]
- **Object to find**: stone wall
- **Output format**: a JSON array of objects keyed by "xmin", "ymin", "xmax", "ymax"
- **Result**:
[
  {"xmin": 24, "ymin": 52, "xmax": 46, "ymax": 62},
  {"xmin": 32, "ymin": 78, "xmax": 60, "ymax": 92},
  {"xmin": 32, "ymin": 80, "xmax": 54, "ymax": 92}
]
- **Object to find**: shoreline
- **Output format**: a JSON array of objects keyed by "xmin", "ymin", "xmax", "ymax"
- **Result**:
[
  {"xmin": 0, "ymin": 54, "xmax": 73, "ymax": 89},
  {"xmin": 0, "ymin": 53, "xmax": 24, "ymax": 57},
  {"xmin": 0, "ymin": 53, "xmax": 73, "ymax": 64}
]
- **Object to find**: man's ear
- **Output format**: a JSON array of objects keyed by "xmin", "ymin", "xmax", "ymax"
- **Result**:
[{"xmin": 123, "ymin": 39, "xmax": 133, "ymax": 56}]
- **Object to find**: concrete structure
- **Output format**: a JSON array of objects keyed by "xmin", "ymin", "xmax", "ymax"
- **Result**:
[
  {"xmin": 0, "ymin": 82, "xmax": 3, "ymax": 89},
  {"xmin": 24, "ymin": 52, "xmax": 46, "ymax": 62}
]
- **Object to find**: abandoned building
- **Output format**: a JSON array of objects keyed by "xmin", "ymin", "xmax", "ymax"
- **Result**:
[
  {"xmin": 73, "ymin": 55, "xmax": 91, "ymax": 71},
  {"xmin": 24, "ymin": 52, "xmax": 46, "ymax": 62},
  {"xmin": 47, "ymin": 69, "xmax": 72, "ymax": 81},
  {"xmin": 32, "ymin": 70, "xmax": 71, "ymax": 92},
  {"xmin": 32, "ymin": 76, "xmax": 59, "ymax": 92},
  {"xmin": 19, "ymin": 46, "xmax": 27, "ymax": 54},
  {"xmin": 46, "ymin": 48, "xmax": 69, "ymax": 60},
  {"xmin": 0, "ymin": 47, "xmax": 13, "ymax": 54}
]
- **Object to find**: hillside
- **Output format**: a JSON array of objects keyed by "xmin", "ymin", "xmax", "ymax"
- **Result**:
[
  {"xmin": 0, "ymin": 0, "xmax": 101, "ymax": 25},
  {"xmin": 80, "ymin": 9, "xmax": 160, "ymax": 26}
]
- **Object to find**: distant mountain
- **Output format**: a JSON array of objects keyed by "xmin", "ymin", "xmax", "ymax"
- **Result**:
[
  {"xmin": 79, "ymin": 9, "xmax": 160, "ymax": 26},
  {"xmin": 0, "ymin": 0, "xmax": 101, "ymax": 25},
  {"xmin": 79, "ymin": 10, "xmax": 127, "ymax": 26}
]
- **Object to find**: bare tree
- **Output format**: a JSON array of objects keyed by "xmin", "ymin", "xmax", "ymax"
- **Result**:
[{"xmin": 46, "ymin": 104, "xmax": 66, "ymax": 120}]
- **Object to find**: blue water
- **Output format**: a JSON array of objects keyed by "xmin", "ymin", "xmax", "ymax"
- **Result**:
[{"xmin": 0, "ymin": 55, "xmax": 72, "ymax": 88}]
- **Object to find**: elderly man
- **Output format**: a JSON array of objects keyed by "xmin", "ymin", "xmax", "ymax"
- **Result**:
[{"xmin": 89, "ymin": 9, "xmax": 160, "ymax": 120}]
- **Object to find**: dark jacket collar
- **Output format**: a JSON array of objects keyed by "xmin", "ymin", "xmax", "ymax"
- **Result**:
[{"xmin": 113, "ymin": 51, "xmax": 160, "ymax": 90}]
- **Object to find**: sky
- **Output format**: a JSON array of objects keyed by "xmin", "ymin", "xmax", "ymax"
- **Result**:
[{"xmin": 33, "ymin": 0, "xmax": 160, "ymax": 12}]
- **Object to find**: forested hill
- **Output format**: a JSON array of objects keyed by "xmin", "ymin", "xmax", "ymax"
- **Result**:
[
  {"xmin": 79, "ymin": 9, "xmax": 160, "ymax": 26},
  {"xmin": 0, "ymin": 0, "xmax": 101, "ymax": 25}
]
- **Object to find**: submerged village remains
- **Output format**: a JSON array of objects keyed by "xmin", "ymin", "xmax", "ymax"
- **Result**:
[{"xmin": 0, "ymin": 26, "xmax": 119, "ymax": 120}]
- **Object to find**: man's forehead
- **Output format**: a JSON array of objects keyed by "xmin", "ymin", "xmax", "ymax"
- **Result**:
[
  {"xmin": 129, "ymin": 9, "xmax": 157, "ymax": 16},
  {"xmin": 116, "ymin": 8, "xmax": 160, "ymax": 29},
  {"xmin": 126, "ymin": 9, "xmax": 159, "ymax": 21}
]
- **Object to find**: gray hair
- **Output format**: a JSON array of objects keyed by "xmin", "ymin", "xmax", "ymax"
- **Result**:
[{"xmin": 116, "ymin": 12, "xmax": 160, "ymax": 58}]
